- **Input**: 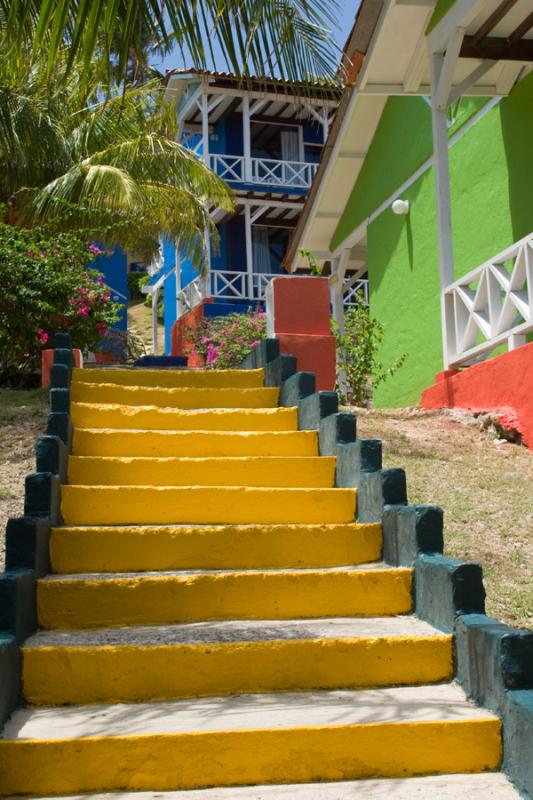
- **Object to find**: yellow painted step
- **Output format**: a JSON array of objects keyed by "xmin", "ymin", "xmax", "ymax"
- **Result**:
[
  {"xmin": 22, "ymin": 618, "xmax": 453, "ymax": 705},
  {"xmin": 72, "ymin": 367, "xmax": 265, "ymax": 388},
  {"xmin": 71, "ymin": 403, "xmax": 298, "ymax": 431},
  {"xmin": 0, "ymin": 685, "xmax": 501, "ymax": 795},
  {"xmin": 70, "ymin": 383, "xmax": 279, "ymax": 409},
  {"xmin": 72, "ymin": 429, "xmax": 317, "ymax": 458},
  {"xmin": 37, "ymin": 566, "xmax": 412, "ymax": 629},
  {"xmin": 49, "ymin": 522, "xmax": 382, "ymax": 573},
  {"xmin": 60, "ymin": 485, "xmax": 356, "ymax": 526},
  {"xmin": 67, "ymin": 456, "xmax": 336, "ymax": 488}
]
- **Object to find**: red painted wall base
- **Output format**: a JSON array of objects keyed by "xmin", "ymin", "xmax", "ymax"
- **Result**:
[
  {"xmin": 421, "ymin": 342, "xmax": 533, "ymax": 449},
  {"xmin": 278, "ymin": 333, "xmax": 337, "ymax": 391},
  {"xmin": 170, "ymin": 301, "xmax": 214, "ymax": 367}
]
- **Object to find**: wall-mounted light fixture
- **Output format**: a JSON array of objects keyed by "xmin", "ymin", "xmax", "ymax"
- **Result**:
[{"xmin": 391, "ymin": 199, "xmax": 410, "ymax": 215}]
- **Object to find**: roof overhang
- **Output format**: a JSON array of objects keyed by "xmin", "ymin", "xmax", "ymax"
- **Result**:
[{"xmin": 285, "ymin": 0, "xmax": 533, "ymax": 271}]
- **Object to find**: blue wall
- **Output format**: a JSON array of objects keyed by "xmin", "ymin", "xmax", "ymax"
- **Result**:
[{"xmin": 92, "ymin": 246, "xmax": 128, "ymax": 331}]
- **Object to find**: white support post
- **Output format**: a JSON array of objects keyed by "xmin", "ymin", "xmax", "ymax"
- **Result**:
[
  {"xmin": 152, "ymin": 287, "xmax": 159, "ymax": 355},
  {"xmin": 430, "ymin": 50, "xmax": 456, "ymax": 368},
  {"xmin": 175, "ymin": 247, "xmax": 182, "ymax": 320},
  {"xmin": 242, "ymin": 95, "xmax": 252, "ymax": 182},
  {"xmin": 201, "ymin": 92, "xmax": 209, "ymax": 166},
  {"xmin": 330, "ymin": 249, "xmax": 350, "ymax": 333},
  {"xmin": 244, "ymin": 203, "xmax": 254, "ymax": 299}
]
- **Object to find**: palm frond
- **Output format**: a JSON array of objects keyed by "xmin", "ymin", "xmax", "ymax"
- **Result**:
[{"xmin": 1, "ymin": 0, "xmax": 341, "ymax": 88}]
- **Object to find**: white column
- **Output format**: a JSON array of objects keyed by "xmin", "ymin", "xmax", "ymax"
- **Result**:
[
  {"xmin": 430, "ymin": 52, "xmax": 456, "ymax": 368},
  {"xmin": 242, "ymin": 95, "xmax": 252, "ymax": 182},
  {"xmin": 201, "ymin": 92, "xmax": 209, "ymax": 166},
  {"xmin": 175, "ymin": 244, "xmax": 182, "ymax": 320},
  {"xmin": 244, "ymin": 203, "xmax": 254, "ymax": 299},
  {"xmin": 152, "ymin": 287, "xmax": 159, "ymax": 355},
  {"xmin": 330, "ymin": 250, "xmax": 349, "ymax": 332}
]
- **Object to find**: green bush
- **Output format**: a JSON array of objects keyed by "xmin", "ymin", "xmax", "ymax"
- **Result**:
[
  {"xmin": 188, "ymin": 310, "xmax": 267, "ymax": 369},
  {"xmin": 333, "ymin": 293, "xmax": 407, "ymax": 407},
  {"xmin": 128, "ymin": 271, "xmax": 150, "ymax": 299},
  {"xmin": 0, "ymin": 225, "xmax": 121, "ymax": 384}
]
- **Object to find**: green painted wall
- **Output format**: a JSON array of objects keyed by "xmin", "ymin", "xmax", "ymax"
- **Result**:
[
  {"xmin": 426, "ymin": 0, "xmax": 459, "ymax": 34},
  {"xmin": 331, "ymin": 96, "xmax": 487, "ymax": 252},
  {"xmin": 341, "ymin": 73, "xmax": 533, "ymax": 407}
]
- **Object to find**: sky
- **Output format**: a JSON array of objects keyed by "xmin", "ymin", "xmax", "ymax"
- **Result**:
[{"xmin": 155, "ymin": 0, "xmax": 362, "ymax": 75}]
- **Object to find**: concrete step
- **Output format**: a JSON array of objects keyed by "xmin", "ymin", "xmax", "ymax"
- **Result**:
[
  {"xmin": 67, "ymin": 455, "xmax": 337, "ymax": 488},
  {"xmin": 37, "ymin": 565, "xmax": 412, "ymax": 629},
  {"xmin": 71, "ymin": 403, "xmax": 298, "ymax": 431},
  {"xmin": 49, "ymin": 522, "xmax": 382, "ymax": 573},
  {"xmin": 0, "ymin": 684, "xmax": 501, "ymax": 796},
  {"xmin": 72, "ymin": 367, "xmax": 265, "ymax": 389},
  {"xmin": 16, "ymin": 773, "xmax": 521, "ymax": 799},
  {"xmin": 22, "ymin": 616, "xmax": 453, "ymax": 705},
  {"xmin": 60, "ymin": 485, "xmax": 357, "ymax": 526},
  {"xmin": 72, "ymin": 428, "xmax": 318, "ymax": 458},
  {"xmin": 70, "ymin": 383, "xmax": 279, "ymax": 409}
]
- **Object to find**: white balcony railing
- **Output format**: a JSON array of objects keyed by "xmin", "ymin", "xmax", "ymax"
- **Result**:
[
  {"xmin": 209, "ymin": 154, "xmax": 318, "ymax": 189},
  {"xmin": 343, "ymin": 276, "xmax": 369, "ymax": 307},
  {"xmin": 177, "ymin": 270, "xmax": 370, "ymax": 318},
  {"xmin": 444, "ymin": 232, "xmax": 533, "ymax": 368}
]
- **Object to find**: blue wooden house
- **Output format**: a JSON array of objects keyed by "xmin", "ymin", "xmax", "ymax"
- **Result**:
[{"xmin": 145, "ymin": 70, "xmax": 339, "ymax": 354}]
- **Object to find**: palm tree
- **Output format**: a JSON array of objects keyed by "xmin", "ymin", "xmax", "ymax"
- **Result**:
[
  {"xmin": 1, "ymin": 0, "xmax": 340, "ymax": 88},
  {"xmin": 0, "ymin": 47, "xmax": 233, "ymax": 260}
]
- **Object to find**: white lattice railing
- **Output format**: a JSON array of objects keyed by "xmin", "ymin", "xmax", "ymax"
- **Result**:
[
  {"xmin": 178, "ymin": 271, "xmax": 370, "ymax": 318},
  {"xmin": 251, "ymin": 158, "xmax": 318, "ymax": 189},
  {"xmin": 343, "ymin": 276, "xmax": 369, "ymax": 307},
  {"xmin": 209, "ymin": 154, "xmax": 244, "ymax": 182},
  {"xmin": 177, "ymin": 270, "xmax": 280, "ymax": 315},
  {"xmin": 444, "ymin": 233, "xmax": 533, "ymax": 368},
  {"xmin": 177, "ymin": 275, "xmax": 209, "ymax": 313},
  {"xmin": 209, "ymin": 154, "xmax": 318, "ymax": 189}
]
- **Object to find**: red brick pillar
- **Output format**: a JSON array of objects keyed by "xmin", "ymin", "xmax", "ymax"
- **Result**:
[{"xmin": 266, "ymin": 276, "xmax": 336, "ymax": 391}]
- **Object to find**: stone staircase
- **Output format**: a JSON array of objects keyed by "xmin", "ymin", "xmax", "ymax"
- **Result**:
[{"xmin": 0, "ymin": 366, "xmax": 520, "ymax": 798}]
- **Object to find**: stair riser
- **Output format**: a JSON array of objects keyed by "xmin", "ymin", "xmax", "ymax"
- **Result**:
[
  {"xmin": 72, "ymin": 368, "xmax": 265, "ymax": 389},
  {"xmin": 49, "ymin": 524, "xmax": 382, "ymax": 573},
  {"xmin": 37, "ymin": 570, "xmax": 413, "ymax": 629},
  {"xmin": 70, "ymin": 384, "xmax": 279, "ymax": 409},
  {"xmin": 0, "ymin": 719, "xmax": 501, "ymax": 795},
  {"xmin": 22, "ymin": 637, "xmax": 453, "ymax": 705},
  {"xmin": 71, "ymin": 403, "xmax": 298, "ymax": 431},
  {"xmin": 67, "ymin": 456, "xmax": 337, "ymax": 489},
  {"xmin": 60, "ymin": 486, "xmax": 357, "ymax": 526},
  {"xmin": 72, "ymin": 429, "xmax": 318, "ymax": 458}
]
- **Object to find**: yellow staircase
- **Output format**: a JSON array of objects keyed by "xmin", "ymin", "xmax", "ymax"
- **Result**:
[{"xmin": 0, "ymin": 366, "xmax": 517, "ymax": 798}]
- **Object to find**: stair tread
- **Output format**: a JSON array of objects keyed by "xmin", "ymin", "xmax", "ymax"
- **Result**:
[
  {"xmin": 24, "ymin": 615, "xmax": 444, "ymax": 648},
  {"xmin": 53, "ymin": 522, "xmax": 375, "ymax": 532},
  {"xmin": 18, "ymin": 773, "xmax": 521, "ymax": 799},
  {"xmin": 1, "ymin": 684, "xmax": 496, "ymax": 741},
  {"xmin": 72, "ymin": 367, "xmax": 265, "ymax": 388},
  {"xmin": 40, "ymin": 563, "xmax": 403, "ymax": 581}
]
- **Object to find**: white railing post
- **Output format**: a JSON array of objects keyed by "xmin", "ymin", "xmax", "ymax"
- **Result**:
[{"xmin": 243, "ymin": 97, "xmax": 252, "ymax": 183}]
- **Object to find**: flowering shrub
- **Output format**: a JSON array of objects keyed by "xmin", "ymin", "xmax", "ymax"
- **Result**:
[
  {"xmin": 0, "ymin": 225, "xmax": 120, "ymax": 384},
  {"xmin": 188, "ymin": 310, "xmax": 267, "ymax": 369},
  {"xmin": 332, "ymin": 292, "xmax": 407, "ymax": 407}
]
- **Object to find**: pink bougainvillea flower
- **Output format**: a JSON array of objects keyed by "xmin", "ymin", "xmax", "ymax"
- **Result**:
[
  {"xmin": 76, "ymin": 307, "xmax": 89, "ymax": 317},
  {"xmin": 88, "ymin": 244, "xmax": 103, "ymax": 255},
  {"xmin": 206, "ymin": 343, "xmax": 219, "ymax": 365},
  {"xmin": 96, "ymin": 275, "xmax": 104, "ymax": 285},
  {"xmin": 96, "ymin": 322, "xmax": 107, "ymax": 333},
  {"xmin": 36, "ymin": 328, "xmax": 49, "ymax": 344}
]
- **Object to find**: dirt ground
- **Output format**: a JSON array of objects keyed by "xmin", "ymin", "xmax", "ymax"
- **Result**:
[
  {"xmin": 354, "ymin": 407, "xmax": 533, "ymax": 629},
  {"xmin": 0, "ymin": 388, "xmax": 531, "ymax": 628}
]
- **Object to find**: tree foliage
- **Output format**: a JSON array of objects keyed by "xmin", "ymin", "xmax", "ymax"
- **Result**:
[
  {"xmin": 0, "ymin": 49, "xmax": 234, "ymax": 260},
  {"xmin": 1, "ymin": 0, "xmax": 340, "ymax": 90}
]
